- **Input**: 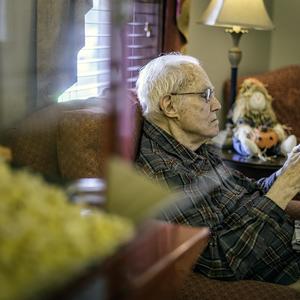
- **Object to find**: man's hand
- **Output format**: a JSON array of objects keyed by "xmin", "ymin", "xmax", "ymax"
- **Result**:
[
  {"xmin": 286, "ymin": 200, "xmax": 300, "ymax": 220},
  {"xmin": 276, "ymin": 144, "xmax": 300, "ymax": 177},
  {"xmin": 267, "ymin": 144, "xmax": 300, "ymax": 210}
]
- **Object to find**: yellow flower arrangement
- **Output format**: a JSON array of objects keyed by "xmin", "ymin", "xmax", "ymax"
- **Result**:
[
  {"xmin": 0, "ymin": 145, "xmax": 12, "ymax": 161},
  {"xmin": 0, "ymin": 160, "xmax": 134, "ymax": 300}
]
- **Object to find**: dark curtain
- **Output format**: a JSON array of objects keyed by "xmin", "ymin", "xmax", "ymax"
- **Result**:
[
  {"xmin": 36, "ymin": 0, "xmax": 93, "ymax": 107},
  {"xmin": 163, "ymin": 0, "xmax": 190, "ymax": 53}
]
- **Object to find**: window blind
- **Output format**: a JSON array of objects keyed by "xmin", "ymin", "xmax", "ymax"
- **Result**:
[
  {"xmin": 126, "ymin": 1, "xmax": 163, "ymax": 89},
  {"xmin": 58, "ymin": 0, "xmax": 162, "ymax": 102}
]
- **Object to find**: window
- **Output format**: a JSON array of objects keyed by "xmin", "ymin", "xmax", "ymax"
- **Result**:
[
  {"xmin": 58, "ymin": 0, "xmax": 110, "ymax": 102},
  {"xmin": 126, "ymin": 0, "xmax": 163, "ymax": 89},
  {"xmin": 59, "ymin": 0, "xmax": 162, "ymax": 102}
]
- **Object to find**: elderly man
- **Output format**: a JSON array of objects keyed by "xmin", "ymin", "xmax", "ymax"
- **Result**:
[{"xmin": 135, "ymin": 53, "xmax": 300, "ymax": 285}]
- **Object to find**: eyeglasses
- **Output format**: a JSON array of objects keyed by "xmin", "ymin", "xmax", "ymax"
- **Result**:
[{"xmin": 170, "ymin": 87, "xmax": 214, "ymax": 104}]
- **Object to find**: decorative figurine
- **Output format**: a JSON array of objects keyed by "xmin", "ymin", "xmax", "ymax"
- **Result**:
[{"xmin": 232, "ymin": 78, "xmax": 296, "ymax": 160}]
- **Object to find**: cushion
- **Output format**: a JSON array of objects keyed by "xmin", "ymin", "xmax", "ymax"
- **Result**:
[
  {"xmin": 57, "ymin": 109, "xmax": 110, "ymax": 179},
  {"xmin": 179, "ymin": 272, "xmax": 300, "ymax": 300},
  {"xmin": 57, "ymin": 92, "xmax": 143, "ymax": 179},
  {"xmin": 273, "ymin": 88, "xmax": 300, "ymax": 140},
  {"xmin": 8, "ymin": 106, "xmax": 61, "ymax": 176}
]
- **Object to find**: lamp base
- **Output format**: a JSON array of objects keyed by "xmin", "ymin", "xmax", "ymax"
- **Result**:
[
  {"xmin": 227, "ymin": 30, "xmax": 247, "ymax": 108},
  {"xmin": 230, "ymin": 66, "xmax": 238, "ymax": 109}
]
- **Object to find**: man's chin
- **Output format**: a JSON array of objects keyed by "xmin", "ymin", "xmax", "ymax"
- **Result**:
[{"xmin": 211, "ymin": 126, "xmax": 220, "ymax": 137}]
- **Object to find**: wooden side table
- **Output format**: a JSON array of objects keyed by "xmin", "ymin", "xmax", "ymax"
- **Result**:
[
  {"xmin": 221, "ymin": 148, "xmax": 286, "ymax": 180},
  {"xmin": 107, "ymin": 221, "xmax": 210, "ymax": 300},
  {"xmin": 51, "ymin": 222, "xmax": 210, "ymax": 300}
]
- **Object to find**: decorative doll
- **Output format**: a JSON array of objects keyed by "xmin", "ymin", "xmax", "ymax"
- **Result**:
[{"xmin": 232, "ymin": 78, "xmax": 296, "ymax": 160}]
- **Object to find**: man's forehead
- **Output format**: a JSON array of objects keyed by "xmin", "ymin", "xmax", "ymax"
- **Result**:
[{"xmin": 193, "ymin": 67, "xmax": 212, "ymax": 89}]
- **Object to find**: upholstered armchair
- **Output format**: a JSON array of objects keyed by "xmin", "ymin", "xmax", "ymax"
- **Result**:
[{"xmin": 2, "ymin": 90, "xmax": 300, "ymax": 299}]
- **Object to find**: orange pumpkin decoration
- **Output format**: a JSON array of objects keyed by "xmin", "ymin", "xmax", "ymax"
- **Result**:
[{"xmin": 251, "ymin": 128, "xmax": 279, "ymax": 149}]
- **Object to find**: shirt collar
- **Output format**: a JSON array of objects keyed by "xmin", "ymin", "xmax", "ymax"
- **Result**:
[{"xmin": 143, "ymin": 119, "xmax": 207, "ymax": 164}]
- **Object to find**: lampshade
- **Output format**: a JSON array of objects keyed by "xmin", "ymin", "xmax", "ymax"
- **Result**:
[{"xmin": 199, "ymin": 0, "xmax": 274, "ymax": 31}]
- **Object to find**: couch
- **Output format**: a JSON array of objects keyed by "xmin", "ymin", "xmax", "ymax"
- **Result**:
[
  {"xmin": 2, "ymin": 98, "xmax": 111, "ymax": 180},
  {"xmin": 223, "ymin": 64, "xmax": 300, "ymax": 141},
  {"xmin": 2, "ymin": 90, "xmax": 300, "ymax": 299}
]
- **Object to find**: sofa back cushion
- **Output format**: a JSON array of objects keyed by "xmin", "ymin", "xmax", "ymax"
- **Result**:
[
  {"xmin": 57, "ymin": 109, "xmax": 110, "ymax": 179},
  {"xmin": 5, "ymin": 103, "xmax": 63, "ymax": 176},
  {"xmin": 57, "ymin": 92, "xmax": 143, "ymax": 179},
  {"xmin": 272, "ymin": 88, "xmax": 300, "ymax": 139}
]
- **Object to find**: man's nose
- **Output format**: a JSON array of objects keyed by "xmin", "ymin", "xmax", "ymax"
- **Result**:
[{"xmin": 211, "ymin": 96, "xmax": 222, "ymax": 111}]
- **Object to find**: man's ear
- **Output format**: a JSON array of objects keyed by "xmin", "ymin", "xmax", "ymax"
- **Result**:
[{"xmin": 159, "ymin": 95, "xmax": 180, "ymax": 119}]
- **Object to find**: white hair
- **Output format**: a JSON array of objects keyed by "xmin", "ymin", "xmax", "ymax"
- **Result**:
[{"xmin": 136, "ymin": 53, "xmax": 202, "ymax": 120}]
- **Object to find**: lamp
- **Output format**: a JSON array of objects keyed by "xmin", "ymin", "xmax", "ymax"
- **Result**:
[{"xmin": 198, "ymin": 0, "xmax": 274, "ymax": 108}]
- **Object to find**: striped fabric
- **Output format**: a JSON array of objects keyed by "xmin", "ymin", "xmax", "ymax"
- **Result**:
[{"xmin": 135, "ymin": 119, "xmax": 300, "ymax": 285}]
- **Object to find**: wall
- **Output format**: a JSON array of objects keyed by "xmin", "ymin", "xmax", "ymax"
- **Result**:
[
  {"xmin": 269, "ymin": 0, "xmax": 300, "ymax": 69},
  {"xmin": 0, "ymin": 0, "xmax": 35, "ymax": 130},
  {"xmin": 187, "ymin": 0, "xmax": 273, "ymax": 127}
]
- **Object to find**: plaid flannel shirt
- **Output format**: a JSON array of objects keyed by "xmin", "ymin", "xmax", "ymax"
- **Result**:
[{"xmin": 135, "ymin": 119, "xmax": 300, "ymax": 285}]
